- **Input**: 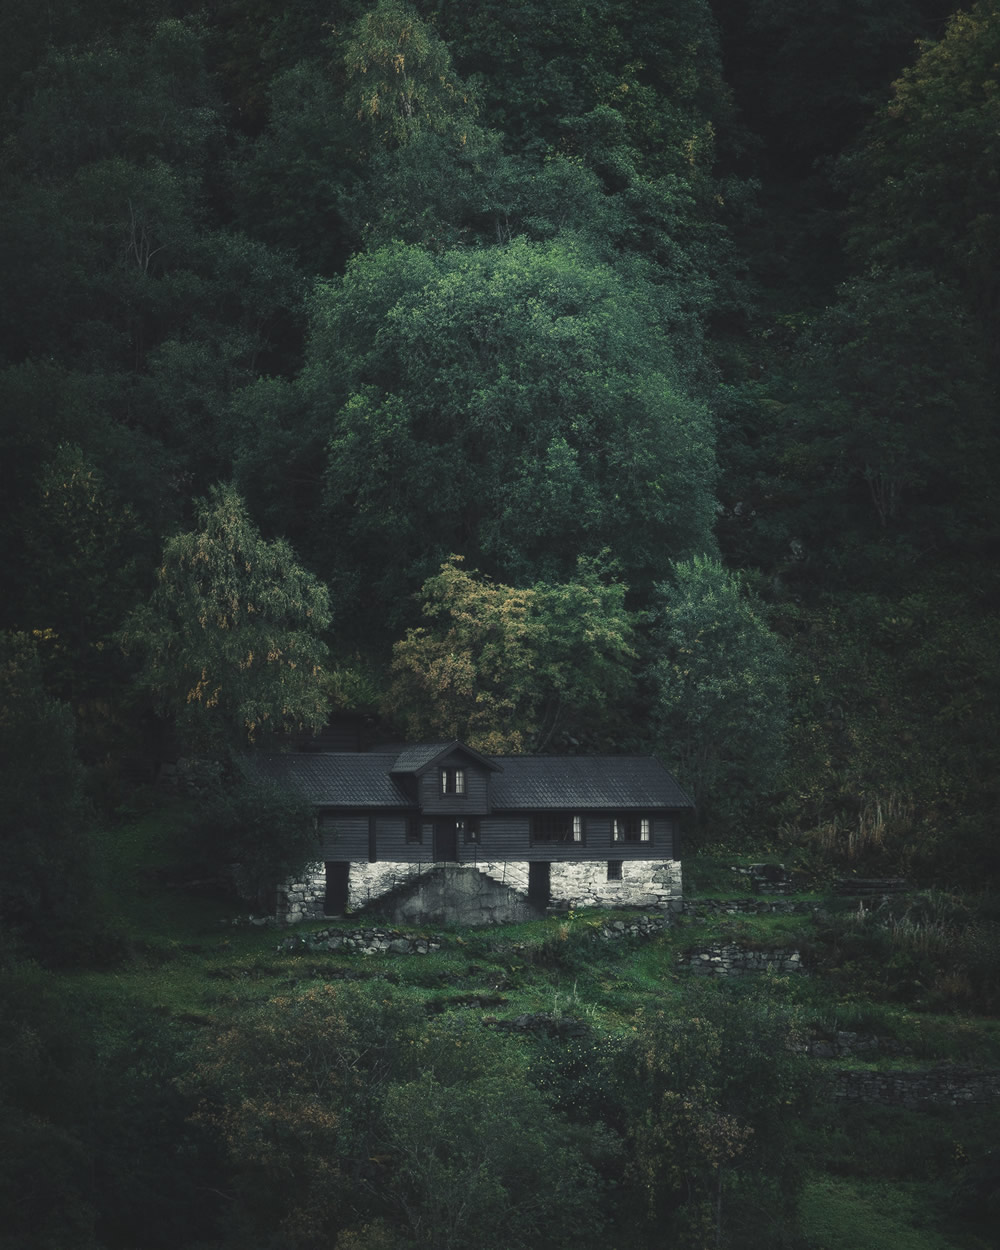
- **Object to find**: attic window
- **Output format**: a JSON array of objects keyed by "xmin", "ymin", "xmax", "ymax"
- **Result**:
[
  {"xmin": 440, "ymin": 767, "xmax": 466, "ymax": 795},
  {"xmin": 532, "ymin": 813, "xmax": 584, "ymax": 843},
  {"xmin": 612, "ymin": 816, "xmax": 652, "ymax": 844}
]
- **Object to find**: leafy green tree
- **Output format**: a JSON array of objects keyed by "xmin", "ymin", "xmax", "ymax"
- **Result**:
[
  {"xmin": 183, "ymin": 774, "xmax": 319, "ymax": 909},
  {"xmin": 650, "ymin": 556, "xmax": 789, "ymax": 830},
  {"xmin": 343, "ymin": 0, "xmax": 475, "ymax": 147},
  {"xmin": 622, "ymin": 982, "xmax": 814, "ymax": 1248},
  {"xmin": 232, "ymin": 59, "xmax": 358, "ymax": 276},
  {"xmin": 377, "ymin": 1068, "xmax": 604, "ymax": 1250},
  {"xmin": 186, "ymin": 983, "xmax": 422, "ymax": 1247},
  {"xmin": 741, "ymin": 268, "xmax": 999, "ymax": 582},
  {"xmin": 122, "ymin": 484, "xmax": 332, "ymax": 757},
  {"xmin": 388, "ymin": 555, "xmax": 637, "ymax": 752},
  {"xmin": 305, "ymin": 237, "xmax": 716, "ymax": 629},
  {"xmin": 0, "ymin": 634, "xmax": 98, "ymax": 959},
  {"xmin": 19, "ymin": 444, "xmax": 150, "ymax": 709},
  {"xmin": 843, "ymin": 0, "xmax": 1000, "ymax": 343}
]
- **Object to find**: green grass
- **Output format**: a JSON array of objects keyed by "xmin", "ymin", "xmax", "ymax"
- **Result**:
[
  {"xmin": 800, "ymin": 1177, "xmax": 994, "ymax": 1250},
  {"xmin": 20, "ymin": 800, "xmax": 998, "ymax": 1250}
]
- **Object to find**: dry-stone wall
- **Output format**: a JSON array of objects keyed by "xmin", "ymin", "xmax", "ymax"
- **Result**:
[
  {"xmin": 832, "ymin": 1067, "xmax": 1000, "ymax": 1108},
  {"xmin": 798, "ymin": 1032, "xmax": 912, "ymax": 1059},
  {"xmin": 682, "ymin": 898, "xmax": 814, "ymax": 919},
  {"xmin": 677, "ymin": 943, "xmax": 804, "ymax": 976},
  {"xmin": 278, "ymin": 926, "xmax": 445, "ymax": 956},
  {"xmin": 729, "ymin": 863, "xmax": 795, "ymax": 894}
]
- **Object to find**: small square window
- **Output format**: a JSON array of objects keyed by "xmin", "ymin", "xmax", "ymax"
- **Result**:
[{"xmin": 607, "ymin": 860, "xmax": 623, "ymax": 881}]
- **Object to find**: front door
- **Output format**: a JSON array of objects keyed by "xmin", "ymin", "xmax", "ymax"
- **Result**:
[{"xmin": 433, "ymin": 821, "xmax": 460, "ymax": 862}]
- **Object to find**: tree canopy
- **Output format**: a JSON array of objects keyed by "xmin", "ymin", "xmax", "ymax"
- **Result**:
[
  {"xmin": 122, "ymin": 484, "xmax": 332, "ymax": 755},
  {"xmin": 388, "ymin": 555, "xmax": 637, "ymax": 753}
]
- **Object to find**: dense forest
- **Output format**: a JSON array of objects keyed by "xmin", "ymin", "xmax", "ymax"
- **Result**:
[{"xmin": 2, "ymin": 2, "xmax": 999, "ymax": 1248}]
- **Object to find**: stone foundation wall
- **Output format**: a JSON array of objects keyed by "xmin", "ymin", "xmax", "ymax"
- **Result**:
[
  {"xmin": 548, "ymin": 860, "xmax": 683, "ymax": 911},
  {"xmin": 279, "ymin": 861, "xmax": 437, "ymax": 923},
  {"xmin": 279, "ymin": 858, "xmax": 683, "ymax": 924}
]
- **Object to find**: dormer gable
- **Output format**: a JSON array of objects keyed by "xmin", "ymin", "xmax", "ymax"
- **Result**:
[
  {"xmin": 391, "ymin": 741, "xmax": 501, "ymax": 816},
  {"xmin": 389, "ymin": 740, "xmax": 502, "ymax": 778}
]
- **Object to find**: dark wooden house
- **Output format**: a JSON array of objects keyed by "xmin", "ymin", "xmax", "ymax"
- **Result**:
[{"xmin": 253, "ymin": 742, "xmax": 690, "ymax": 923}]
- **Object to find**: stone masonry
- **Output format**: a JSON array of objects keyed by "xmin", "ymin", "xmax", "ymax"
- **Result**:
[
  {"xmin": 547, "ymin": 860, "xmax": 683, "ymax": 911},
  {"xmin": 279, "ymin": 858, "xmax": 683, "ymax": 924}
]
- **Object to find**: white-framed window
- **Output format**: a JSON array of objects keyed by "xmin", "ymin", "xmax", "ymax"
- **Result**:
[
  {"xmin": 440, "ymin": 767, "xmax": 466, "ymax": 795},
  {"xmin": 612, "ymin": 816, "xmax": 652, "ymax": 844},
  {"xmin": 531, "ymin": 813, "xmax": 584, "ymax": 844}
]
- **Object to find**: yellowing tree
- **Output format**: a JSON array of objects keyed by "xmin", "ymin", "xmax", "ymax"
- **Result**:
[
  {"xmin": 387, "ymin": 556, "xmax": 636, "ymax": 753},
  {"xmin": 344, "ymin": 0, "xmax": 474, "ymax": 147},
  {"xmin": 123, "ymin": 484, "xmax": 331, "ymax": 755}
]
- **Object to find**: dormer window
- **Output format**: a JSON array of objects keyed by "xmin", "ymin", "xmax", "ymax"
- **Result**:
[{"xmin": 441, "ymin": 767, "xmax": 466, "ymax": 796}]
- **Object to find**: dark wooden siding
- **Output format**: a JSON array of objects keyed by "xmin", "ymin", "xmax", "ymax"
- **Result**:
[
  {"xmin": 474, "ymin": 812, "xmax": 677, "ymax": 861},
  {"xmin": 319, "ymin": 812, "xmax": 369, "ymax": 860},
  {"xmin": 375, "ymin": 814, "xmax": 432, "ymax": 863},
  {"xmin": 418, "ymin": 753, "xmax": 491, "ymax": 815},
  {"xmin": 321, "ymin": 809, "xmax": 678, "ymax": 862},
  {"xmin": 320, "ymin": 810, "xmax": 429, "ymax": 862}
]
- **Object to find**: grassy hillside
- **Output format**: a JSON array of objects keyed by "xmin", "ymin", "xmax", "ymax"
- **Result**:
[{"xmin": 3, "ymin": 799, "xmax": 995, "ymax": 1250}]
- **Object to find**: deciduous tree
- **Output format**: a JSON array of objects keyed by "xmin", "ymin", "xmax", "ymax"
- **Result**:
[
  {"xmin": 311, "ymin": 238, "xmax": 716, "ymax": 629},
  {"xmin": 122, "ymin": 485, "xmax": 331, "ymax": 756},
  {"xmin": 388, "ymin": 556, "xmax": 636, "ymax": 752},
  {"xmin": 650, "ymin": 556, "xmax": 789, "ymax": 828}
]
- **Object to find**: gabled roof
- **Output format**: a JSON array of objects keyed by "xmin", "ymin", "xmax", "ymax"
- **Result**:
[
  {"xmin": 489, "ymin": 755, "xmax": 692, "ymax": 810},
  {"xmin": 390, "ymin": 741, "xmax": 502, "ymax": 776},
  {"xmin": 249, "ymin": 744, "xmax": 692, "ymax": 811},
  {"xmin": 250, "ymin": 752, "xmax": 411, "ymax": 808}
]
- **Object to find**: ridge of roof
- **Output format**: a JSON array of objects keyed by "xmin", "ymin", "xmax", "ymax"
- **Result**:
[{"xmin": 390, "ymin": 741, "xmax": 502, "ymax": 775}]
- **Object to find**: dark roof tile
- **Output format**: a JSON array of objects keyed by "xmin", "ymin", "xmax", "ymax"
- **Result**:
[
  {"xmin": 489, "ymin": 755, "xmax": 692, "ymax": 809},
  {"xmin": 250, "ymin": 753, "xmax": 411, "ymax": 807}
]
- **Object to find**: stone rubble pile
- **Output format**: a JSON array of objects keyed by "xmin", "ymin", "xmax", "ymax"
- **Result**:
[
  {"xmin": 591, "ymin": 915, "xmax": 669, "ymax": 941},
  {"xmin": 278, "ymin": 927, "xmax": 444, "ymax": 956}
]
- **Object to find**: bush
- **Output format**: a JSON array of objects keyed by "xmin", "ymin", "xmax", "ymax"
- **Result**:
[{"xmin": 183, "ymin": 772, "xmax": 319, "ymax": 908}]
